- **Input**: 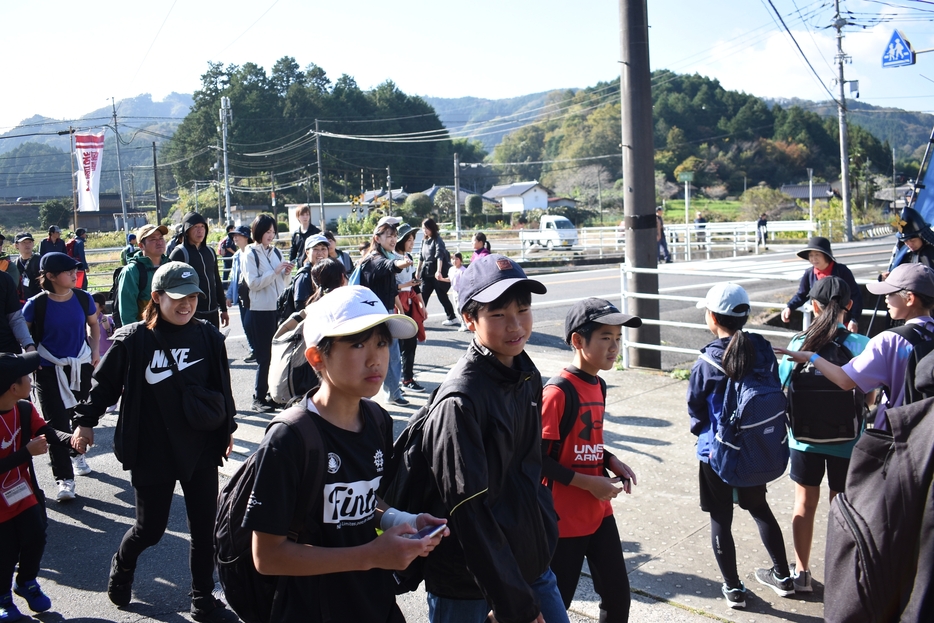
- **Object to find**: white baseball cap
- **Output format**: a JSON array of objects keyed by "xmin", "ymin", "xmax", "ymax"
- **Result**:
[
  {"xmin": 302, "ymin": 285, "xmax": 417, "ymax": 347},
  {"xmin": 696, "ymin": 282, "xmax": 750, "ymax": 317}
]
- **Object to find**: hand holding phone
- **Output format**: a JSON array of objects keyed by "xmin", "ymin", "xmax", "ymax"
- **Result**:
[{"xmin": 405, "ymin": 523, "xmax": 446, "ymax": 540}]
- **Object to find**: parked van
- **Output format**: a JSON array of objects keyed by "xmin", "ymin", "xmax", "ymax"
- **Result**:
[{"xmin": 518, "ymin": 215, "xmax": 578, "ymax": 250}]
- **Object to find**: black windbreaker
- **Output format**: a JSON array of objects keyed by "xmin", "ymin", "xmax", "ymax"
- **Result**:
[{"xmin": 421, "ymin": 340, "xmax": 559, "ymax": 623}]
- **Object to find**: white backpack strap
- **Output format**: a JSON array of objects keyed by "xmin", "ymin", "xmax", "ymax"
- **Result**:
[{"xmin": 699, "ymin": 353, "xmax": 726, "ymax": 375}]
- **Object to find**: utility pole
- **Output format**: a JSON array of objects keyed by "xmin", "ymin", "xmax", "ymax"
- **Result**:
[
  {"xmin": 152, "ymin": 142, "xmax": 162, "ymax": 224},
  {"xmin": 270, "ymin": 171, "xmax": 277, "ymax": 222},
  {"xmin": 807, "ymin": 168, "xmax": 814, "ymax": 223},
  {"xmin": 220, "ymin": 97, "xmax": 232, "ymax": 224},
  {"xmin": 194, "ymin": 180, "xmax": 199, "ymax": 214},
  {"xmin": 57, "ymin": 127, "xmax": 77, "ymax": 229},
  {"xmin": 834, "ymin": 0, "xmax": 853, "ymax": 241},
  {"xmin": 112, "ymin": 98, "xmax": 129, "ymax": 238},
  {"xmin": 453, "ymin": 152, "xmax": 462, "ymax": 238},
  {"xmin": 315, "ymin": 120, "xmax": 325, "ymax": 227},
  {"xmin": 386, "ymin": 166, "xmax": 392, "ymax": 216},
  {"xmin": 893, "ymin": 147, "xmax": 898, "ymax": 213},
  {"xmin": 619, "ymin": 0, "xmax": 660, "ymax": 369}
]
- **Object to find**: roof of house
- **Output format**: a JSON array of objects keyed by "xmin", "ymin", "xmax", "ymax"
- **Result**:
[
  {"xmin": 419, "ymin": 185, "xmax": 472, "ymax": 204},
  {"xmin": 362, "ymin": 188, "xmax": 406, "ymax": 203},
  {"xmin": 779, "ymin": 182, "xmax": 836, "ymax": 200},
  {"xmin": 484, "ymin": 181, "xmax": 550, "ymax": 199}
]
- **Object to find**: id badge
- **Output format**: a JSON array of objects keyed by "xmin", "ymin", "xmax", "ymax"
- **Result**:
[{"xmin": 2, "ymin": 480, "xmax": 32, "ymax": 506}]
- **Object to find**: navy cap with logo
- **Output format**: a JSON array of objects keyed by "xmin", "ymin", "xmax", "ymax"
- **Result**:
[
  {"xmin": 151, "ymin": 261, "xmax": 205, "ymax": 299},
  {"xmin": 454, "ymin": 253, "xmax": 546, "ymax": 313},
  {"xmin": 564, "ymin": 298, "xmax": 642, "ymax": 344},
  {"xmin": 228, "ymin": 225, "xmax": 252, "ymax": 243},
  {"xmin": 39, "ymin": 252, "xmax": 81, "ymax": 274},
  {"xmin": 0, "ymin": 352, "xmax": 40, "ymax": 393}
]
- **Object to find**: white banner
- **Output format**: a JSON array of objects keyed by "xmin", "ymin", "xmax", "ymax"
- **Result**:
[{"xmin": 75, "ymin": 131, "xmax": 104, "ymax": 212}]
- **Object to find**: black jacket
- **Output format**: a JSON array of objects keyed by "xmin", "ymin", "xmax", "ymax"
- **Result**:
[
  {"xmin": 288, "ymin": 225, "xmax": 321, "ymax": 263},
  {"xmin": 419, "ymin": 235, "xmax": 450, "ymax": 280},
  {"xmin": 14, "ymin": 254, "xmax": 40, "ymax": 301},
  {"xmin": 359, "ymin": 250, "xmax": 402, "ymax": 313},
  {"xmin": 421, "ymin": 341, "xmax": 559, "ymax": 623},
  {"xmin": 74, "ymin": 320, "xmax": 236, "ymax": 480},
  {"xmin": 169, "ymin": 241, "xmax": 227, "ymax": 314},
  {"xmin": 786, "ymin": 262, "xmax": 863, "ymax": 326}
]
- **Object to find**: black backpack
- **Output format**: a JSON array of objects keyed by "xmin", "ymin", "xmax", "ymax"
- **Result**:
[
  {"xmin": 884, "ymin": 324, "xmax": 934, "ymax": 406},
  {"xmin": 276, "ymin": 263, "xmax": 309, "ymax": 325},
  {"xmin": 110, "ymin": 263, "xmax": 151, "ymax": 328},
  {"xmin": 823, "ymin": 395, "xmax": 934, "ymax": 621},
  {"xmin": 237, "ymin": 250, "xmax": 261, "ymax": 309},
  {"xmin": 542, "ymin": 373, "xmax": 607, "ymax": 466},
  {"xmin": 786, "ymin": 328, "xmax": 865, "ymax": 444},
  {"xmin": 215, "ymin": 397, "xmax": 387, "ymax": 623}
]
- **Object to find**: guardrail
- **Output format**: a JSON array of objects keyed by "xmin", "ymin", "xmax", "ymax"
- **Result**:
[{"xmin": 617, "ymin": 264, "xmax": 885, "ymax": 369}]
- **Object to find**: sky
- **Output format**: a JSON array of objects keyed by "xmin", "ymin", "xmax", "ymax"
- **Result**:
[{"xmin": 2, "ymin": 0, "xmax": 934, "ymax": 132}]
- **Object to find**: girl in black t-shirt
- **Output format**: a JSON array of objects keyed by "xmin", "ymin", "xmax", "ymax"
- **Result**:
[
  {"xmin": 72, "ymin": 262, "xmax": 238, "ymax": 623},
  {"xmin": 244, "ymin": 285, "xmax": 447, "ymax": 623}
]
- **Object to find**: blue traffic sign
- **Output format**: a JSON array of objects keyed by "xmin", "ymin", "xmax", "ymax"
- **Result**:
[{"xmin": 882, "ymin": 30, "xmax": 915, "ymax": 68}]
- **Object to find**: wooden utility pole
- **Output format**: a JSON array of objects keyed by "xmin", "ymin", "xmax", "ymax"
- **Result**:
[
  {"xmin": 152, "ymin": 142, "xmax": 162, "ymax": 224},
  {"xmin": 619, "ymin": 0, "xmax": 660, "ymax": 368}
]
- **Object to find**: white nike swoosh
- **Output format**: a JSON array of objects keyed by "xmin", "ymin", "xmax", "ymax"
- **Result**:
[
  {"xmin": 0, "ymin": 438, "xmax": 12, "ymax": 450},
  {"xmin": 145, "ymin": 358, "xmax": 204, "ymax": 385}
]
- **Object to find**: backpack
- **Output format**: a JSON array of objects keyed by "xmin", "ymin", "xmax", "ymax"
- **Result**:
[
  {"xmin": 109, "ymin": 263, "xmax": 151, "ymax": 328},
  {"xmin": 786, "ymin": 328, "xmax": 865, "ymax": 444},
  {"xmin": 28, "ymin": 289, "xmax": 93, "ymax": 345},
  {"xmin": 65, "ymin": 238, "xmax": 77, "ymax": 258},
  {"xmin": 823, "ymin": 396, "xmax": 934, "ymax": 622},
  {"xmin": 380, "ymin": 379, "xmax": 470, "ymax": 593},
  {"xmin": 237, "ymin": 250, "xmax": 261, "ymax": 309},
  {"xmin": 276, "ymin": 263, "xmax": 308, "ymax": 325},
  {"xmin": 215, "ymin": 398, "xmax": 389, "ymax": 623},
  {"xmin": 543, "ymin": 373, "xmax": 607, "ymax": 465},
  {"xmin": 348, "ymin": 259, "xmax": 363, "ymax": 286},
  {"xmin": 701, "ymin": 353, "xmax": 790, "ymax": 488},
  {"xmin": 267, "ymin": 311, "xmax": 318, "ymax": 405},
  {"xmin": 884, "ymin": 324, "xmax": 934, "ymax": 406}
]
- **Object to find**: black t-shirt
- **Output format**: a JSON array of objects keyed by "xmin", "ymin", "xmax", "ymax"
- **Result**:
[
  {"xmin": 134, "ymin": 319, "xmax": 213, "ymax": 486},
  {"xmin": 243, "ymin": 401, "xmax": 397, "ymax": 623},
  {"xmin": 0, "ymin": 271, "xmax": 21, "ymax": 354}
]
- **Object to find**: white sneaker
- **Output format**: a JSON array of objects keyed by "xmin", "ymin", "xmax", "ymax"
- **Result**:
[
  {"xmin": 441, "ymin": 318, "xmax": 458, "ymax": 326},
  {"xmin": 56, "ymin": 479, "xmax": 76, "ymax": 502},
  {"xmin": 458, "ymin": 325, "xmax": 469, "ymax": 332},
  {"xmin": 72, "ymin": 455, "xmax": 91, "ymax": 476}
]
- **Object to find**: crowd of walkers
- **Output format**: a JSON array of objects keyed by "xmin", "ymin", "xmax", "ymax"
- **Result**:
[{"xmin": 1, "ymin": 212, "xmax": 933, "ymax": 623}]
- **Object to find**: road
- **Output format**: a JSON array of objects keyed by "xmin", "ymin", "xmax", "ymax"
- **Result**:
[{"xmin": 29, "ymin": 237, "xmax": 895, "ymax": 622}]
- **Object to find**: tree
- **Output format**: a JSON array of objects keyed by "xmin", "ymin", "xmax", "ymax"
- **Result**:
[
  {"xmin": 39, "ymin": 199, "xmax": 71, "ymax": 229},
  {"xmin": 433, "ymin": 188, "xmax": 455, "ymax": 218},
  {"xmin": 465, "ymin": 194, "xmax": 483, "ymax": 215},
  {"xmin": 739, "ymin": 186, "xmax": 794, "ymax": 220},
  {"xmin": 402, "ymin": 192, "xmax": 433, "ymax": 218}
]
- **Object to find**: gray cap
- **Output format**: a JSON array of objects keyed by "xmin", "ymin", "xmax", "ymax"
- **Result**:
[
  {"xmin": 867, "ymin": 263, "xmax": 934, "ymax": 298},
  {"xmin": 304, "ymin": 233, "xmax": 329, "ymax": 251},
  {"xmin": 151, "ymin": 261, "xmax": 205, "ymax": 299}
]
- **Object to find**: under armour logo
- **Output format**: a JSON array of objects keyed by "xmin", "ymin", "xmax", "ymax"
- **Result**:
[
  {"xmin": 578, "ymin": 410, "xmax": 603, "ymax": 441},
  {"xmin": 361, "ymin": 299, "xmax": 379, "ymax": 307}
]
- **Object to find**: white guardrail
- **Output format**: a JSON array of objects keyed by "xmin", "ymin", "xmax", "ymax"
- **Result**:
[{"xmin": 617, "ymin": 264, "xmax": 886, "ymax": 369}]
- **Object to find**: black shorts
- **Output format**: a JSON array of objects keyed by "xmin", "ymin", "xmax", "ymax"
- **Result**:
[
  {"xmin": 698, "ymin": 460, "xmax": 768, "ymax": 513},
  {"xmin": 789, "ymin": 449, "xmax": 849, "ymax": 492}
]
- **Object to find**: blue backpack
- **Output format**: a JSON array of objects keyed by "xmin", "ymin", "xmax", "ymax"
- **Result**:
[{"xmin": 700, "ymin": 353, "xmax": 789, "ymax": 488}]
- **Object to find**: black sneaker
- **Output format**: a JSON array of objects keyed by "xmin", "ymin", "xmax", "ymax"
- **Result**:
[
  {"xmin": 721, "ymin": 582, "xmax": 746, "ymax": 609},
  {"xmin": 243, "ymin": 352, "xmax": 256, "ymax": 363},
  {"xmin": 755, "ymin": 567, "xmax": 795, "ymax": 597},
  {"xmin": 390, "ymin": 396, "xmax": 410, "ymax": 406},
  {"xmin": 402, "ymin": 380, "xmax": 425, "ymax": 393},
  {"xmin": 107, "ymin": 554, "xmax": 134, "ymax": 607},
  {"xmin": 191, "ymin": 597, "xmax": 240, "ymax": 623},
  {"xmin": 252, "ymin": 399, "xmax": 275, "ymax": 413}
]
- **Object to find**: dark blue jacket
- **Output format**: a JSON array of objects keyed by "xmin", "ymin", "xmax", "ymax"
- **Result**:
[
  {"xmin": 686, "ymin": 332, "xmax": 778, "ymax": 462},
  {"xmin": 786, "ymin": 263, "xmax": 863, "ymax": 326}
]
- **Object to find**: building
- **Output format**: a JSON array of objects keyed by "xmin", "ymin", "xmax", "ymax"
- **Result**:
[
  {"xmin": 483, "ymin": 181, "xmax": 551, "ymax": 213},
  {"xmin": 779, "ymin": 182, "xmax": 837, "ymax": 204}
]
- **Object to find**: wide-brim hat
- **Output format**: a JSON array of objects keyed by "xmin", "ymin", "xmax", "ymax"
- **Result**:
[
  {"xmin": 228, "ymin": 225, "xmax": 252, "ymax": 243},
  {"xmin": 302, "ymin": 285, "xmax": 417, "ymax": 347},
  {"xmin": 396, "ymin": 223, "xmax": 416, "ymax": 243},
  {"xmin": 796, "ymin": 237, "xmax": 835, "ymax": 262}
]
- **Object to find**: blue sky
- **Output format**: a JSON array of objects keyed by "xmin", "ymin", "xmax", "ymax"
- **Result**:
[{"xmin": 3, "ymin": 0, "xmax": 933, "ymax": 131}]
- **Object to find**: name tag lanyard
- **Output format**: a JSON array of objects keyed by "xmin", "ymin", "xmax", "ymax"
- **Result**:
[{"xmin": 1, "ymin": 405, "xmax": 31, "ymax": 506}]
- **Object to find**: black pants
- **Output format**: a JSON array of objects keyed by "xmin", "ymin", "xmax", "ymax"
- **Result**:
[
  {"xmin": 239, "ymin": 302, "xmax": 254, "ymax": 353},
  {"xmin": 421, "ymin": 277, "xmax": 456, "ymax": 321},
  {"xmin": 550, "ymin": 515, "xmax": 630, "ymax": 623},
  {"xmin": 116, "ymin": 467, "xmax": 218, "ymax": 603},
  {"xmin": 251, "ymin": 310, "xmax": 277, "ymax": 401},
  {"xmin": 34, "ymin": 366, "xmax": 79, "ymax": 481},
  {"xmin": 400, "ymin": 336, "xmax": 417, "ymax": 382},
  {"xmin": 0, "ymin": 504, "xmax": 47, "ymax": 591}
]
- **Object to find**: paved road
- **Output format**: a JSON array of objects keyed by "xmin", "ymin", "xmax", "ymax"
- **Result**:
[{"xmin": 29, "ymin": 239, "xmax": 894, "ymax": 622}]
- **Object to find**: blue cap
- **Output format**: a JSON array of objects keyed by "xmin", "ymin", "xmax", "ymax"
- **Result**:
[
  {"xmin": 228, "ymin": 225, "xmax": 252, "ymax": 243},
  {"xmin": 453, "ymin": 254, "xmax": 546, "ymax": 312}
]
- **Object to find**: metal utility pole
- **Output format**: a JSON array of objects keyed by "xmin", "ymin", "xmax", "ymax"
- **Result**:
[
  {"xmin": 194, "ymin": 180, "xmax": 199, "ymax": 213},
  {"xmin": 112, "ymin": 98, "xmax": 129, "ymax": 238},
  {"xmin": 315, "ymin": 120, "xmax": 325, "ymax": 227},
  {"xmin": 619, "ymin": 0, "xmax": 660, "ymax": 369},
  {"xmin": 270, "ymin": 171, "xmax": 277, "ymax": 221},
  {"xmin": 807, "ymin": 167, "xmax": 814, "ymax": 223},
  {"xmin": 453, "ymin": 152, "xmax": 462, "ymax": 238},
  {"xmin": 386, "ymin": 166, "xmax": 392, "ymax": 216},
  {"xmin": 220, "ymin": 97, "xmax": 233, "ymax": 224},
  {"xmin": 152, "ymin": 142, "xmax": 162, "ymax": 224},
  {"xmin": 833, "ymin": 0, "xmax": 853, "ymax": 241}
]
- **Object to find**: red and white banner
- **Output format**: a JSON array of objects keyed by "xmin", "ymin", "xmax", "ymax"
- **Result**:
[{"xmin": 75, "ymin": 131, "xmax": 105, "ymax": 212}]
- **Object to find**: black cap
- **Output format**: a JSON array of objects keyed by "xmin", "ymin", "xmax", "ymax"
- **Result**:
[
  {"xmin": 14, "ymin": 232, "xmax": 33, "ymax": 243},
  {"xmin": 808, "ymin": 276, "xmax": 851, "ymax": 309},
  {"xmin": 796, "ymin": 237, "xmax": 835, "ymax": 262},
  {"xmin": 75, "ymin": 228, "xmax": 87, "ymax": 238},
  {"xmin": 453, "ymin": 254, "xmax": 546, "ymax": 312},
  {"xmin": 39, "ymin": 252, "xmax": 81, "ymax": 273},
  {"xmin": 565, "ymin": 298, "xmax": 641, "ymax": 344},
  {"xmin": 0, "ymin": 352, "xmax": 40, "ymax": 394}
]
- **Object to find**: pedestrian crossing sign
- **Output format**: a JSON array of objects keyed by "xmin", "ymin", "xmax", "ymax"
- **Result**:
[{"xmin": 882, "ymin": 30, "xmax": 915, "ymax": 68}]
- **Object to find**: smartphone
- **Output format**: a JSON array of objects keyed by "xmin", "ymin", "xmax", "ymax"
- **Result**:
[{"xmin": 405, "ymin": 524, "xmax": 446, "ymax": 540}]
